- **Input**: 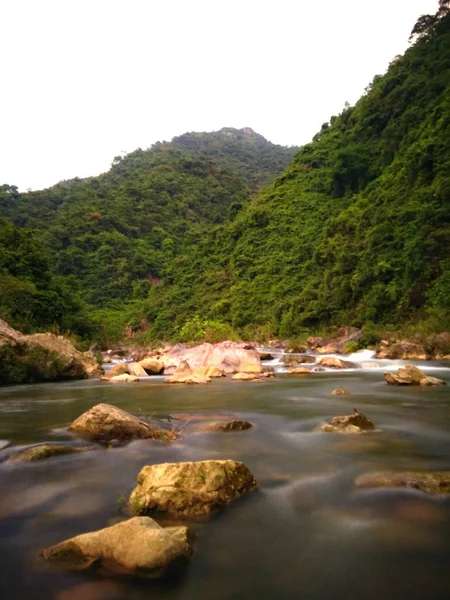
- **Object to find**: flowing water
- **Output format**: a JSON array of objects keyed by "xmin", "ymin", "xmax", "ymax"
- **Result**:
[{"xmin": 1, "ymin": 358, "xmax": 450, "ymax": 600}]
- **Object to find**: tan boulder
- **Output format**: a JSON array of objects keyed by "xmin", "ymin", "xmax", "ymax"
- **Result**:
[
  {"xmin": 126, "ymin": 362, "xmax": 148, "ymax": 377},
  {"xmin": 103, "ymin": 363, "xmax": 128, "ymax": 379},
  {"xmin": 109, "ymin": 374, "xmax": 139, "ymax": 383},
  {"xmin": 376, "ymin": 341, "xmax": 428, "ymax": 360},
  {"xmin": 69, "ymin": 403, "xmax": 176, "ymax": 443},
  {"xmin": 420, "ymin": 376, "xmax": 446, "ymax": 386},
  {"xmin": 164, "ymin": 362, "xmax": 210, "ymax": 384},
  {"xmin": 232, "ymin": 372, "xmax": 259, "ymax": 380},
  {"xmin": 41, "ymin": 517, "xmax": 194, "ymax": 577},
  {"xmin": 355, "ymin": 471, "xmax": 450, "ymax": 495},
  {"xmin": 316, "ymin": 411, "xmax": 375, "ymax": 434},
  {"xmin": 317, "ymin": 357, "xmax": 353, "ymax": 369},
  {"xmin": 138, "ymin": 358, "xmax": 164, "ymax": 374},
  {"xmin": 289, "ymin": 367, "xmax": 312, "ymax": 375},
  {"xmin": 129, "ymin": 460, "xmax": 258, "ymax": 518},
  {"xmin": 192, "ymin": 366, "xmax": 224, "ymax": 378}
]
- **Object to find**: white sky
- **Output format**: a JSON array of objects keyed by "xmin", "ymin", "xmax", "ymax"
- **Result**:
[{"xmin": 1, "ymin": 0, "xmax": 439, "ymax": 191}]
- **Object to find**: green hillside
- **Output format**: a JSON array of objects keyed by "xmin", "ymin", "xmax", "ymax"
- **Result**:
[{"xmin": 135, "ymin": 7, "xmax": 450, "ymax": 341}]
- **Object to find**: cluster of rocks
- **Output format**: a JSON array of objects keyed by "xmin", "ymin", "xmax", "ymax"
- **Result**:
[{"xmin": 384, "ymin": 365, "xmax": 446, "ymax": 386}]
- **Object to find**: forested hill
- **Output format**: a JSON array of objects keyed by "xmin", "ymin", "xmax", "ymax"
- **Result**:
[
  {"xmin": 134, "ymin": 7, "xmax": 450, "ymax": 341},
  {"xmin": 0, "ymin": 128, "xmax": 297, "ymax": 335}
]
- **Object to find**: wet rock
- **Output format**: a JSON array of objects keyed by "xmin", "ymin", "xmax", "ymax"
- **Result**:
[
  {"xmin": 331, "ymin": 387, "xmax": 352, "ymax": 396},
  {"xmin": 282, "ymin": 355, "xmax": 315, "ymax": 366},
  {"xmin": 316, "ymin": 411, "xmax": 375, "ymax": 434},
  {"xmin": 384, "ymin": 365, "xmax": 446, "ymax": 386},
  {"xmin": 138, "ymin": 358, "xmax": 164, "ymax": 374},
  {"xmin": 355, "ymin": 471, "xmax": 450, "ymax": 494},
  {"xmin": 258, "ymin": 352, "xmax": 274, "ymax": 360},
  {"xmin": 260, "ymin": 371, "xmax": 275, "ymax": 378},
  {"xmin": 129, "ymin": 460, "xmax": 258, "ymax": 518},
  {"xmin": 9, "ymin": 444, "xmax": 94, "ymax": 462},
  {"xmin": 289, "ymin": 367, "xmax": 312, "ymax": 374},
  {"xmin": 69, "ymin": 403, "xmax": 177, "ymax": 443},
  {"xmin": 195, "ymin": 420, "xmax": 253, "ymax": 432},
  {"xmin": 41, "ymin": 516, "xmax": 194, "ymax": 577},
  {"xmin": 286, "ymin": 343, "xmax": 308, "ymax": 353},
  {"xmin": 232, "ymin": 372, "xmax": 259, "ymax": 380},
  {"xmin": 109, "ymin": 374, "xmax": 139, "ymax": 383},
  {"xmin": 316, "ymin": 344, "xmax": 340, "ymax": 355},
  {"xmin": 102, "ymin": 363, "xmax": 128, "ymax": 379},
  {"xmin": 317, "ymin": 357, "xmax": 353, "ymax": 369}
]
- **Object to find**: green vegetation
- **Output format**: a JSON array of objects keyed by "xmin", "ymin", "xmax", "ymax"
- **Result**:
[{"xmin": 1, "ymin": 6, "xmax": 450, "ymax": 345}]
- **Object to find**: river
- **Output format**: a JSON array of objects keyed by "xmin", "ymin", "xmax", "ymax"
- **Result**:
[{"xmin": 0, "ymin": 358, "xmax": 449, "ymax": 600}]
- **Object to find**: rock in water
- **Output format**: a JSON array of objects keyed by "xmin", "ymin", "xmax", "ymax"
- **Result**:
[
  {"xmin": 164, "ymin": 361, "xmax": 211, "ymax": 384},
  {"xmin": 316, "ymin": 411, "xmax": 375, "ymax": 434},
  {"xmin": 129, "ymin": 460, "xmax": 258, "ymax": 518},
  {"xmin": 126, "ymin": 362, "xmax": 148, "ymax": 377},
  {"xmin": 9, "ymin": 444, "xmax": 94, "ymax": 462},
  {"xmin": 138, "ymin": 358, "xmax": 164, "ymax": 374},
  {"xmin": 160, "ymin": 342, "xmax": 262, "ymax": 374},
  {"xmin": 231, "ymin": 372, "xmax": 259, "ymax": 380},
  {"xmin": 41, "ymin": 517, "xmax": 194, "ymax": 577},
  {"xmin": 195, "ymin": 420, "xmax": 253, "ymax": 432},
  {"xmin": 317, "ymin": 357, "xmax": 353, "ymax": 369},
  {"xmin": 289, "ymin": 367, "xmax": 312, "ymax": 375},
  {"xmin": 331, "ymin": 387, "xmax": 352, "ymax": 396},
  {"xmin": 355, "ymin": 471, "xmax": 450, "ymax": 494},
  {"xmin": 69, "ymin": 403, "xmax": 176, "ymax": 443},
  {"xmin": 109, "ymin": 374, "xmax": 139, "ymax": 383},
  {"xmin": 384, "ymin": 365, "xmax": 446, "ymax": 386}
]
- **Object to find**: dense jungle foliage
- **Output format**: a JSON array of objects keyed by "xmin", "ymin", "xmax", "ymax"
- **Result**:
[{"xmin": 1, "ymin": 5, "xmax": 449, "ymax": 346}]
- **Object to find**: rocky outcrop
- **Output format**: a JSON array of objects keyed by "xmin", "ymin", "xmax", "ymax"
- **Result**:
[
  {"xmin": 69, "ymin": 403, "xmax": 177, "ymax": 444},
  {"xmin": 159, "ymin": 342, "xmax": 262, "ymax": 375},
  {"xmin": 307, "ymin": 327, "xmax": 362, "ymax": 354},
  {"xmin": 9, "ymin": 444, "xmax": 94, "ymax": 462},
  {"xmin": 316, "ymin": 411, "xmax": 375, "ymax": 434},
  {"xmin": 41, "ymin": 517, "xmax": 194, "ymax": 577},
  {"xmin": 0, "ymin": 319, "xmax": 102, "ymax": 383},
  {"xmin": 377, "ymin": 341, "xmax": 428, "ymax": 360},
  {"xmin": 355, "ymin": 471, "xmax": 450, "ymax": 494},
  {"xmin": 317, "ymin": 357, "xmax": 353, "ymax": 369},
  {"xmin": 384, "ymin": 365, "xmax": 446, "ymax": 386},
  {"xmin": 331, "ymin": 387, "xmax": 352, "ymax": 396},
  {"xmin": 129, "ymin": 460, "xmax": 258, "ymax": 518}
]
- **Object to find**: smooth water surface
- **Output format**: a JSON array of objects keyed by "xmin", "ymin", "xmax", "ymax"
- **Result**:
[{"xmin": 1, "ymin": 368, "xmax": 450, "ymax": 600}]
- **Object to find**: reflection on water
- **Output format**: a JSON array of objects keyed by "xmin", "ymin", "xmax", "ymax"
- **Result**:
[{"xmin": 0, "ymin": 370, "xmax": 450, "ymax": 600}]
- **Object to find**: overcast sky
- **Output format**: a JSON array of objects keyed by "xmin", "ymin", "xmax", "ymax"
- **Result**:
[{"xmin": 1, "ymin": 0, "xmax": 439, "ymax": 191}]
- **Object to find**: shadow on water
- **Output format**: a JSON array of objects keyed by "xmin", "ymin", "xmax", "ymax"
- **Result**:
[{"xmin": 0, "ymin": 370, "xmax": 450, "ymax": 599}]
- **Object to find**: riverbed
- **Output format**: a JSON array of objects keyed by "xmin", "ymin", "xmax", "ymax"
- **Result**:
[{"xmin": 0, "ymin": 364, "xmax": 449, "ymax": 600}]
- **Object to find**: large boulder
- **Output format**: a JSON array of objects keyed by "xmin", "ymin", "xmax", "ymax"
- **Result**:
[
  {"xmin": 0, "ymin": 319, "xmax": 102, "ymax": 383},
  {"xmin": 138, "ymin": 358, "xmax": 164, "ymax": 374},
  {"xmin": 316, "ymin": 411, "xmax": 375, "ymax": 434},
  {"xmin": 69, "ymin": 403, "xmax": 176, "ymax": 443},
  {"xmin": 160, "ymin": 342, "xmax": 262, "ymax": 375},
  {"xmin": 384, "ymin": 365, "xmax": 446, "ymax": 386},
  {"xmin": 317, "ymin": 357, "xmax": 353, "ymax": 369},
  {"xmin": 129, "ymin": 460, "xmax": 258, "ymax": 518},
  {"xmin": 41, "ymin": 517, "xmax": 194, "ymax": 577},
  {"xmin": 126, "ymin": 362, "xmax": 148, "ymax": 377},
  {"xmin": 355, "ymin": 471, "xmax": 450, "ymax": 494}
]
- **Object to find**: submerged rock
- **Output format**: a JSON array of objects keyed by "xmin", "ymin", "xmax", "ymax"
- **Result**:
[
  {"xmin": 331, "ymin": 387, "xmax": 352, "ymax": 396},
  {"xmin": 195, "ymin": 420, "xmax": 253, "ymax": 432},
  {"xmin": 384, "ymin": 365, "xmax": 446, "ymax": 386},
  {"xmin": 41, "ymin": 516, "xmax": 194, "ymax": 577},
  {"xmin": 9, "ymin": 444, "xmax": 94, "ymax": 462},
  {"xmin": 317, "ymin": 357, "xmax": 353, "ymax": 369},
  {"xmin": 69, "ymin": 403, "xmax": 177, "ymax": 443},
  {"xmin": 289, "ymin": 367, "xmax": 312, "ymax": 375},
  {"xmin": 129, "ymin": 460, "xmax": 258, "ymax": 518},
  {"xmin": 355, "ymin": 471, "xmax": 450, "ymax": 495},
  {"xmin": 316, "ymin": 411, "xmax": 375, "ymax": 434}
]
